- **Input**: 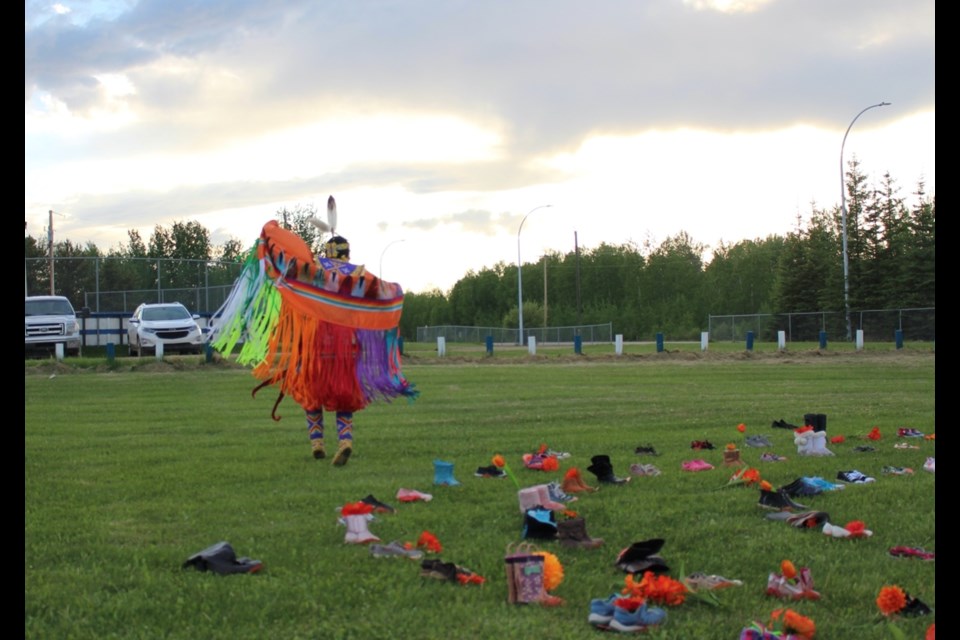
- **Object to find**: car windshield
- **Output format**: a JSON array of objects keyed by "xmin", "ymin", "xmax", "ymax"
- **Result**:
[
  {"xmin": 142, "ymin": 306, "xmax": 191, "ymax": 321},
  {"xmin": 25, "ymin": 299, "xmax": 74, "ymax": 316}
]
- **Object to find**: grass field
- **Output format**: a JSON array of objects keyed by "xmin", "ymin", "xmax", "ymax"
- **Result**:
[{"xmin": 25, "ymin": 348, "xmax": 935, "ymax": 639}]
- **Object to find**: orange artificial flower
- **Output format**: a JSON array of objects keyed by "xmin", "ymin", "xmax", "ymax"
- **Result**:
[
  {"xmin": 562, "ymin": 509, "xmax": 579, "ymax": 519},
  {"xmin": 417, "ymin": 530, "xmax": 442, "ymax": 553},
  {"xmin": 542, "ymin": 456, "xmax": 560, "ymax": 472},
  {"xmin": 926, "ymin": 623, "xmax": 935, "ymax": 640},
  {"xmin": 726, "ymin": 443, "xmax": 737, "ymax": 451},
  {"xmin": 622, "ymin": 571, "xmax": 687, "ymax": 606},
  {"xmin": 844, "ymin": 521, "xmax": 867, "ymax": 537},
  {"xmin": 737, "ymin": 423, "xmax": 747, "ymax": 433},
  {"xmin": 795, "ymin": 425, "xmax": 813, "ymax": 434},
  {"xmin": 830, "ymin": 435, "xmax": 846, "ymax": 444},
  {"xmin": 613, "ymin": 595, "xmax": 646, "ymax": 612},
  {"xmin": 534, "ymin": 551, "xmax": 564, "ymax": 591},
  {"xmin": 771, "ymin": 608, "xmax": 816, "ymax": 640},
  {"xmin": 924, "ymin": 433, "xmax": 936, "ymax": 441},
  {"xmin": 741, "ymin": 467, "xmax": 761, "ymax": 486},
  {"xmin": 492, "ymin": 454, "xmax": 506, "ymax": 468},
  {"xmin": 780, "ymin": 560, "xmax": 797, "ymax": 580},
  {"xmin": 759, "ymin": 480, "xmax": 773, "ymax": 492},
  {"xmin": 876, "ymin": 585, "xmax": 908, "ymax": 617},
  {"xmin": 867, "ymin": 426, "xmax": 882, "ymax": 441}
]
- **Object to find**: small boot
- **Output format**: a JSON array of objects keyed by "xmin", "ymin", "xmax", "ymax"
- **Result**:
[
  {"xmin": 340, "ymin": 514, "xmax": 380, "ymax": 544},
  {"xmin": 723, "ymin": 447, "xmax": 745, "ymax": 466},
  {"xmin": 815, "ymin": 413, "xmax": 827, "ymax": 433},
  {"xmin": 518, "ymin": 486, "xmax": 544, "ymax": 514},
  {"xmin": 810, "ymin": 431, "xmax": 834, "ymax": 456},
  {"xmin": 557, "ymin": 517, "xmax": 604, "ymax": 549},
  {"xmin": 433, "ymin": 459, "xmax": 461, "ymax": 486},
  {"xmin": 587, "ymin": 455, "xmax": 630, "ymax": 485},
  {"xmin": 803, "ymin": 413, "xmax": 818, "ymax": 430},
  {"xmin": 794, "ymin": 429, "xmax": 815, "ymax": 456},
  {"xmin": 561, "ymin": 467, "xmax": 598, "ymax": 493}
]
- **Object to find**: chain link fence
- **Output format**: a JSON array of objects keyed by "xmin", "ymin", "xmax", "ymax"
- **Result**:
[
  {"xmin": 708, "ymin": 308, "xmax": 935, "ymax": 342},
  {"xmin": 417, "ymin": 323, "xmax": 614, "ymax": 345}
]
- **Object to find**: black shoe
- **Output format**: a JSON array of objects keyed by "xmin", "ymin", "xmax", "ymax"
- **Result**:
[
  {"xmin": 902, "ymin": 595, "xmax": 932, "ymax": 617},
  {"xmin": 182, "ymin": 541, "xmax": 263, "ymax": 575},
  {"xmin": 474, "ymin": 465, "xmax": 506, "ymax": 478},
  {"xmin": 421, "ymin": 559, "xmax": 457, "ymax": 581},
  {"xmin": 634, "ymin": 444, "xmax": 660, "ymax": 456},
  {"xmin": 758, "ymin": 489, "xmax": 807, "ymax": 511},
  {"xmin": 360, "ymin": 494, "xmax": 396, "ymax": 514},
  {"xmin": 779, "ymin": 478, "xmax": 821, "ymax": 498}
]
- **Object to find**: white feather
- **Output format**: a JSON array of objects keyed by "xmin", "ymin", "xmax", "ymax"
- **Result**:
[
  {"xmin": 327, "ymin": 195, "xmax": 338, "ymax": 234},
  {"xmin": 307, "ymin": 217, "xmax": 331, "ymax": 233}
]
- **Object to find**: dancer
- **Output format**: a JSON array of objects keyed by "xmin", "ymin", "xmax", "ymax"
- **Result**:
[{"xmin": 209, "ymin": 196, "xmax": 417, "ymax": 466}]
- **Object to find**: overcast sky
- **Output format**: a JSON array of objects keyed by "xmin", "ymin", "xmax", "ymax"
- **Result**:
[{"xmin": 25, "ymin": 0, "xmax": 935, "ymax": 294}]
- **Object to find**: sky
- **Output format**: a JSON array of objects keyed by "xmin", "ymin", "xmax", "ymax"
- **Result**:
[{"xmin": 25, "ymin": 0, "xmax": 935, "ymax": 294}]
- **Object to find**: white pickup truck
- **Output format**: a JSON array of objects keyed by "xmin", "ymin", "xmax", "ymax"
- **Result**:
[{"xmin": 25, "ymin": 295, "xmax": 87, "ymax": 357}]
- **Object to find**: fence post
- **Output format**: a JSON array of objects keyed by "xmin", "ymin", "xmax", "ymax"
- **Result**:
[
  {"xmin": 485, "ymin": 335, "xmax": 493, "ymax": 356},
  {"xmin": 615, "ymin": 334, "xmax": 623, "ymax": 355},
  {"xmin": 818, "ymin": 331, "xmax": 827, "ymax": 350},
  {"xmin": 656, "ymin": 333, "xmax": 664, "ymax": 353},
  {"xmin": 437, "ymin": 336, "xmax": 446, "ymax": 357},
  {"xmin": 573, "ymin": 335, "xmax": 582, "ymax": 355},
  {"xmin": 700, "ymin": 332, "xmax": 709, "ymax": 352},
  {"xmin": 746, "ymin": 331, "xmax": 754, "ymax": 351},
  {"xmin": 106, "ymin": 342, "xmax": 116, "ymax": 362},
  {"xmin": 856, "ymin": 330, "xmax": 864, "ymax": 351},
  {"xmin": 777, "ymin": 331, "xmax": 786, "ymax": 352},
  {"xmin": 528, "ymin": 336, "xmax": 537, "ymax": 355},
  {"xmin": 894, "ymin": 329, "xmax": 904, "ymax": 349}
]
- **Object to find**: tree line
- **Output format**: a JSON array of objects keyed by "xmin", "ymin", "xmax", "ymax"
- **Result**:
[{"xmin": 25, "ymin": 161, "xmax": 934, "ymax": 341}]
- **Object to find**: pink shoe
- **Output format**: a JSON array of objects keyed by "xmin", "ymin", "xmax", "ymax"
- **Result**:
[
  {"xmin": 764, "ymin": 573, "xmax": 804, "ymax": 600},
  {"xmin": 682, "ymin": 459, "xmax": 714, "ymax": 472},
  {"xmin": 396, "ymin": 488, "xmax": 433, "ymax": 503}
]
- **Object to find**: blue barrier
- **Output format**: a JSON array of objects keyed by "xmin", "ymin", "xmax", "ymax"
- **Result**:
[{"xmin": 656, "ymin": 333, "xmax": 664, "ymax": 353}]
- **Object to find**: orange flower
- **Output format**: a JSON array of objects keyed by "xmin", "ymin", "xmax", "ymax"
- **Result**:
[
  {"xmin": 780, "ymin": 560, "xmax": 797, "ymax": 580},
  {"xmin": 844, "ymin": 521, "xmax": 867, "ymax": 537},
  {"xmin": 830, "ymin": 435, "xmax": 846, "ymax": 444},
  {"xmin": 534, "ymin": 551, "xmax": 564, "ymax": 591},
  {"xmin": 726, "ymin": 443, "xmax": 737, "ymax": 451},
  {"xmin": 416, "ymin": 530, "xmax": 442, "ymax": 553},
  {"xmin": 737, "ymin": 423, "xmax": 747, "ymax": 433},
  {"xmin": 741, "ymin": 467, "xmax": 761, "ymax": 486},
  {"xmin": 771, "ymin": 608, "xmax": 816, "ymax": 639},
  {"xmin": 613, "ymin": 595, "xmax": 646, "ymax": 612},
  {"xmin": 926, "ymin": 623, "xmax": 935, "ymax": 640},
  {"xmin": 877, "ymin": 585, "xmax": 908, "ymax": 617},
  {"xmin": 924, "ymin": 433, "xmax": 936, "ymax": 441},
  {"xmin": 623, "ymin": 571, "xmax": 687, "ymax": 606},
  {"xmin": 542, "ymin": 456, "xmax": 560, "ymax": 472},
  {"xmin": 759, "ymin": 480, "xmax": 773, "ymax": 492},
  {"xmin": 492, "ymin": 454, "xmax": 506, "ymax": 468},
  {"xmin": 867, "ymin": 426, "xmax": 882, "ymax": 441}
]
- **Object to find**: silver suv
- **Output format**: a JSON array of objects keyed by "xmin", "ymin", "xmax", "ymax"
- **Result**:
[{"xmin": 25, "ymin": 295, "xmax": 84, "ymax": 356}]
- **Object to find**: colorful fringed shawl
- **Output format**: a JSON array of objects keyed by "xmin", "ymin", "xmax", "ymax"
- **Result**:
[{"xmin": 209, "ymin": 221, "xmax": 417, "ymax": 416}]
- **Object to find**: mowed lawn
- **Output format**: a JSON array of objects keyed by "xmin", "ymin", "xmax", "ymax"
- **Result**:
[{"xmin": 25, "ymin": 349, "xmax": 935, "ymax": 639}]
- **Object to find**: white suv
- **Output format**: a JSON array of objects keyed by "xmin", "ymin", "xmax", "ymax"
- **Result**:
[
  {"xmin": 128, "ymin": 302, "xmax": 205, "ymax": 356},
  {"xmin": 25, "ymin": 295, "xmax": 83, "ymax": 356}
]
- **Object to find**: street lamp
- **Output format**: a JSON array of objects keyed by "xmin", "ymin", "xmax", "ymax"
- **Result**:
[
  {"xmin": 517, "ymin": 205, "xmax": 552, "ymax": 345},
  {"xmin": 379, "ymin": 239, "xmax": 406, "ymax": 281},
  {"xmin": 840, "ymin": 101, "xmax": 890, "ymax": 340}
]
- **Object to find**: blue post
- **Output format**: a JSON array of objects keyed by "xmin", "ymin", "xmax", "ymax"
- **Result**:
[
  {"xmin": 895, "ymin": 329, "xmax": 904, "ymax": 349},
  {"xmin": 485, "ymin": 335, "xmax": 494, "ymax": 355},
  {"xmin": 746, "ymin": 331, "xmax": 754, "ymax": 351},
  {"xmin": 656, "ymin": 333, "xmax": 664, "ymax": 353},
  {"xmin": 574, "ymin": 335, "xmax": 582, "ymax": 355},
  {"xmin": 818, "ymin": 331, "xmax": 827, "ymax": 349},
  {"xmin": 106, "ymin": 342, "xmax": 115, "ymax": 362},
  {"xmin": 205, "ymin": 342, "xmax": 213, "ymax": 363}
]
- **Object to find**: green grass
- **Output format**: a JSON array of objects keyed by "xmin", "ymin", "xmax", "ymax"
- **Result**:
[{"xmin": 25, "ymin": 352, "xmax": 935, "ymax": 639}]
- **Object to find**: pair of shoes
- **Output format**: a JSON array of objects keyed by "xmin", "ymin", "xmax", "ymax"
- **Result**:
[
  {"xmin": 853, "ymin": 445, "xmax": 876, "ymax": 452},
  {"xmin": 684, "ymin": 572, "xmax": 743, "ymax": 591},
  {"xmin": 691, "ymin": 440, "xmax": 715, "ymax": 450},
  {"xmin": 758, "ymin": 488, "xmax": 807, "ymax": 511},
  {"xmin": 745, "ymin": 435, "xmax": 773, "ymax": 448},
  {"xmin": 889, "ymin": 546, "xmax": 935, "ymax": 561},
  {"xmin": 360, "ymin": 494, "xmax": 396, "ymax": 514},
  {"xmin": 837, "ymin": 470, "xmax": 876, "ymax": 484},
  {"xmin": 897, "ymin": 427, "xmax": 925, "ymax": 438},
  {"xmin": 681, "ymin": 459, "xmax": 714, "ymax": 472},
  {"xmin": 629, "ymin": 463, "xmax": 661, "ymax": 476},
  {"xmin": 765, "ymin": 567, "xmax": 820, "ymax": 600},
  {"xmin": 759, "ymin": 452, "xmax": 787, "ymax": 462},
  {"xmin": 369, "ymin": 541, "xmax": 423, "ymax": 559},
  {"xmin": 894, "ymin": 442, "xmax": 920, "ymax": 450},
  {"xmin": 823, "ymin": 521, "xmax": 873, "ymax": 538},
  {"xmin": 474, "ymin": 465, "xmax": 506, "ymax": 478},
  {"xmin": 608, "ymin": 600, "xmax": 667, "ymax": 632},
  {"xmin": 923, "ymin": 457, "xmax": 935, "ymax": 473},
  {"xmin": 882, "ymin": 466, "xmax": 914, "ymax": 475},
  {"xmin": 634, "ymin": 444, "xmax": 661, "ymax": 456}
]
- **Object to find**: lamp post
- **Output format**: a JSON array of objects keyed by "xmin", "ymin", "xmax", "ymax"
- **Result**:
[
  {"xmin": 379, "ymin": 239, "xmax": 406, "ymax": 281},
  {"xmin": 840, "ymin": 101, "xmax": 890, "ymax": 340},
  {"xmin": 517, "ymin": 204, "xmax": 551, "ymax": 346}
]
